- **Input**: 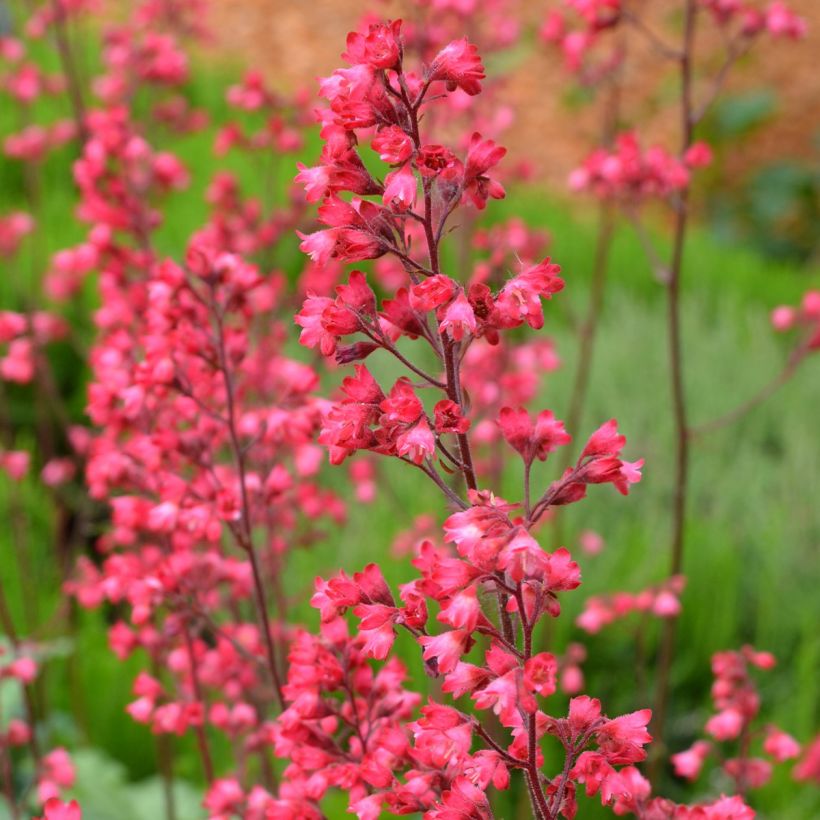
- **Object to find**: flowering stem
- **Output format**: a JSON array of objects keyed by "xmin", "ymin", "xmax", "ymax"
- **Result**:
[
  {"xmin": 182, "ymin": 626, "xmax": 215, "ymax": 784},
  {"xmin": 402, "ymin": 73, "xmax": 478, "ymax": 493},
  {"xmin": 0, "ymin": 742, "xmax": 19, "ymax": 820},
  {"xmin": 211, "ymin": 299, "xmax": 286, "ymax": 710},
  {"xmin": 415, "ymin": 459, "xmax": 470, "ymax": 509},
  {"xmin": 523, "ymin": 461, "xmax": 533, "ymax": 520},
  {"xmin": 442, "ymin": 337, "xmax": 478, "ymax": 491},
  {"xmin": 650, "ymin": 0, "xmax": 697, "ymax": 783},
  {"xmin": 548, "ymin": 744, "xmax": 575, "ymax": 820},
  {"xmin": 521, "ymin": 615, "xmax": 551, "ymax": 820}
]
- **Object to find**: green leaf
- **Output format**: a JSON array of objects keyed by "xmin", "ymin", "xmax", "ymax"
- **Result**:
[{"xmin": 68, "ymin": 749, "xmax": 204, "ymax": 820}]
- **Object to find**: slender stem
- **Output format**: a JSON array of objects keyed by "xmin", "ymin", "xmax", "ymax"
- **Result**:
[
  {"xmin": 523, "ymin": 462, "xmax": 533, "ymax": 520},
  {"xmin": 415, "ymin": 459, "xmax": 470, "ymax": 509},
  {"xmin": 151, "ymin": 663, "xmax": 177, "ymax": 820},
  {"xmin": 212, "ymin": 299, "xmax": 285, "ymax": 710},
  {"xmin": 360, "ymin": 324, "xmax": 446, "ymax": 388},
  {"xmin": 650, "ymin": 0, "xmax": 698, "ymax": 784},
  {"xmin": 690, "ymin": 347, "xmax": 805, "ymax": 437},
  {"xmin": 561, "ymin": 202, "xmax": 615, "ymax": 461},
  {"xmin": 401, "ymin": 74, "xmax": 478, "ymax": 492},
  {"xmin": 49, "ymin": 0, "xmax": 88, "ymax": 143},
  {"xmin": 621, "ymin": 10, "xmax": 683, "ymax": 60},
  {"xmin": 442, "ymin": 337, "xmax": 478, "ymax": 491},
  {"xmin": 548, "ymin": 745, "xmax": 575, "ymax": 820},
  {"xmin": 473, "ymin": 722, "xmax": 518, "ymax": 764},
  {"xmin": 521, "ymin": 616, "xmax": 551, "ymax": 820},
  {"xmin": 182, "ymin": 628, "xmax": 214, "ymax": 784},
  {"xmin": 0, "ymin": 694, "xmax": 20, "ymax": 820}
]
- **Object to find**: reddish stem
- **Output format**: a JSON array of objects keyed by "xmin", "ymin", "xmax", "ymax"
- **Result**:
[
  {"xmin": 182, "ymin": 627, "xmax": 215, "ymax": 784},
  {"xmin": 650, "ymin": 0, "xmax": 698, "ymax": 784}
]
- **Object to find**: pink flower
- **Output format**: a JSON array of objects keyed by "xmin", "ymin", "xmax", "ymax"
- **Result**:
[
  {"xmin": 37, "ymin": 799, "xmax": 82, "ymax": 820},
  {"xmin": 343, "ymin": 20, "xmax": 402, "ymax": 70},
  {"xmin": 204, "ymin": 779, "xmax": 245, "ymax": 815},
  {"xmin": 371, "ymin": 126, "xmax": 414, "ymax": 165},
  {"xmin": 0, "ymin": 449, "xmax": 30, "ymax": 480},
  {"xmin": 497, "ymin": 406, "xmax": 570, "ymax": 465},
  {"xmin": 765, "ymin": 2, "xmax": 807, "ymax": 39},
  {"xmin": 763, "ymin": 726, "xmax": 801, "ymax": 762},
  {"xmin": 438, "ymin": 291, "xmax": 477, "ymax": 341},
  {"xmin": 793, "ymin": 733, "xmax": 820, "ymax": 783},
  {"xmin": 581, "ymin": 418, "xmax": 625, "ymax": 458},
  {"xmin": 671, "ymin": 740, "xmax": 712, "ymax": 780},
  {"xmin": 578, "ymin": 529, "xmax": 604, "ymax": 555},
  {"xmin": 437, "ymin": 586, "xmax": 481, "ymax": 633},
  {"xmin": 418, "ymin": 628, "xmax": 472, "ymax": 674},
  {"xmin": 684, "ymin": 141, "xmax": 714, "ymax": 169},
  {"xmin": 724, "ymin": 756, "xmax": 773, "ymax": 789},
  {"xmin": 524, "ymin": 653, "xmax": 558, "ymax": 696},
  {"xmin": 383, "ymin": 164, "xmax": 418, "ymax": 211},
  {"xmin": 705, "ymin": 707, "xmax": 745, "ymax": 741},
  {"xmin": 410, "ymin": 275, "xmax": 457, "ymax": 311},
  {"xmin": 396, "ymin": 416, "xmax": 436, "ymax": 464},
  {"xmin": 464, "ymin": 132, "xmax": 506, "ymax": 209},
  {"xmin": 596, "ymin": 709, "xmax": 653, "ymax": 764},
  {"xmin": 429, "ymin": 38, "xmax": 486, "ymax": 96}
]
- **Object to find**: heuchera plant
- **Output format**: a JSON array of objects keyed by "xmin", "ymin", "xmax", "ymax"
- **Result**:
[
  {"xmin": 250, "ymin": 18, "xmax": 770, "ymax": 820},
  {"xmin": 0, "ymin": 2, "xmax": 817, "ymax": 819}
]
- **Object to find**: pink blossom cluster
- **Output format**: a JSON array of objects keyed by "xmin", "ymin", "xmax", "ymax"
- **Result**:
[
  {"xmin": 540, "ymin": 0, "xmax": 623, "ymax": 78},
  {"xmin": 700, "ymin": 0, "xmax": 807, "ymax": 38},
  {"xmin": 771, "ymin": 290, "xmax": 820, "ymax": 351},
  {"xmin": 54, "ymin": 1, "xmax": 365, "ymax": 805},
  {"xmin": 0, "ymin": 647, "xmax": 77, "ymax": 805},
  {"xmin": 0, "ymin": 211, "xmax": 34, "ymax": 256},
  {"xmin": 0, "ymin": 34, "xmax": 78, "ymax": 162},
  {"xmin": 0, "ymin": 0, "xmax": 815, "ymax": 817},
  {"xmin": 0, "ymin": 310, "xmax": 68, "ymax": 384},
  {"xmin": 3, "ymin": 121, "xmax": 77, "ymax": 164},
  {"xmin": 576, "ymin": 575, "xmax": 685, "ymax": 634},
  {"xmin": 278, "ymin": 20, "xmax": 672, "ymax": 818},
  {"xmin": 22, "ymin": 0, "xmax": 100, "ymax": 40},
  {"xmin": 568, "ymin": 132, "xmax": 713, "ymax": 201},
  {"xmin": 35, "ymin": 798, "xmax": 82, "ymax": 820},
  {"xmin": 671, "ymin": 647, "xmax": 801, "ymax": 792},
  {"xmin": 1, "ymin": 59, "xmax": 65, "ymax": 105},
  {"xmin": 215, "ymin": 70, "xmax": 307, "ymax": 156},
  {"xmin": 794, "ymin": 734, "xmax": 820, "ymax": 784}
]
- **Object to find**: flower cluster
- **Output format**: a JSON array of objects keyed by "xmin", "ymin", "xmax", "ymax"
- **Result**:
[
  {"xmin": 576, "ymin": 575, "xmax": 685, "ymax": 634},
  {"xmin": 568, "ymin": 132, "xmax": 712, "ymax": 201},
  {"xmin": 36, "ymin": 799, "xmax": 82, "ymax": 820},
  {"xmin": 1, "ymin": 646, "xmax": 78, "ymax": 808},
  {"xmin": 670, "ymin": 647, "xmax": 801, "ymax": 792},
  {"xmin": 701, "ymin": 0, "xmax": 807, "ymax": 38},
  {"xmin": 771, "ymin": 290, "xmax": 820, "ymax": 352},
  {"xmin": 280, "ymin": 21, "xmax": 658, "ymax": 818},
  {"xmin": 540, "ymin": 0, "xmax": 623, "ymax": 78},
  {"xmin": 215, "ymin": 70, "xmax": 307, "ymax": 156},
  {"xmin": 54, "ymin": 0, "xmax": 350, "ymax": 803}
]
